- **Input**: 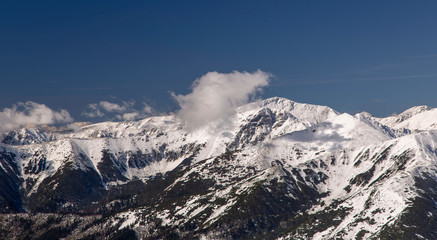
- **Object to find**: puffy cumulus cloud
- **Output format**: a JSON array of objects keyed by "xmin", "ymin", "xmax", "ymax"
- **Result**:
[
  {"xmin": 82, "ymin": 101, "xmax": 156, "ymax": 121},
  {"xmin": 172, "ymin": 70, "xmax": 271, "ymax": 130},
  {"xmin": 0, "ymin": 101, "xmax": 73, "ymax": 133}
]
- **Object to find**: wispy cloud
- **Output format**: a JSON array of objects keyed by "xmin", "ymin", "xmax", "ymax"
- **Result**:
[
  {"xmin": 99, "ymin": 101, "xmax": 131, "ymax": 112},
  {"xmin": 0, "ymin": 102, "xmax": 73, "ymax": 133},
  {"xmin": 82, "ymin": 100, "xmax": 156, "ymax": 121}
]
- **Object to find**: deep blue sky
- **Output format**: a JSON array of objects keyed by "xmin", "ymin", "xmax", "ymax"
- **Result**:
[{"xmin": 2, "ymin": 0, "xmax": 437, "ymax": 121}]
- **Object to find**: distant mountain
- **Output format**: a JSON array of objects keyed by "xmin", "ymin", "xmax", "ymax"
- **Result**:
[
  {"xmin": 371, "ymin": 105, "xmax": 437, "ymax": 131},
  {"xmin": 1, "ymin": 97, "xmax": 437, "ymax": 239}
]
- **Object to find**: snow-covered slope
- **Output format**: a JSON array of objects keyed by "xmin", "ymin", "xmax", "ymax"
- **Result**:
[
  {"xmin": 372, "ymin": 105, "xmax": 437, "ymax": 131},
  {"xmin": 1, "ymin": 128, "xmax": 56, "ymax": 145},
  {"xmin": 1, "ymin": 97, "xmax": 437, "ymax": 239}
]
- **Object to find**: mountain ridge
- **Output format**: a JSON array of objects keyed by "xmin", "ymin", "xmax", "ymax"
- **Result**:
[{"xmin": 1, "ymin": 97, "xmax": 437, "ymax": 239}]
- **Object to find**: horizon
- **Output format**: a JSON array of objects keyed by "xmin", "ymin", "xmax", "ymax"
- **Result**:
[{"xmin": 0, "ymin": 94, "xmax": 423, "ymax": 132}]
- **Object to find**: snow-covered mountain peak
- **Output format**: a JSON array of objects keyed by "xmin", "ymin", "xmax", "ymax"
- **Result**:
[
  {"xmin": 270, "ymin": 112, "xmax": 394, "ymax": 156},
  {"xmin": 3, "ymin": 97, "xmax": 437, "ymax": 239},
  {"xmin": 380, "ymin": 105, "xmax": 430, "ymax": 124},
  {"xmin": 397, "ymin": 105, "xmax": 431, "ymax": 119},
  {"xmin": 376, "ymin": 105, "xmax": 437, "ymax": 131},
  {"xmin": 1, "ymin": 128, "xmax": 55, "ymax": 145},
  {"xmin": 239, "ymin": 97, "xmax": 339, "ymax": 124}
]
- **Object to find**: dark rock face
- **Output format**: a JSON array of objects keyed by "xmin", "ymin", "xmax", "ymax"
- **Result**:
[
  {"xmin": 27, "ymin": 162, "xmax": 105, "ymax": 213},
  {"xmin": 98, "ymin": 150, "xmax": 129, "ymax": 183},
  {"xmin": 0, "ymin": 150, "xmax": 22, "ymax": 212},
  {"xmin": 228, "ymin": 108, "xmax": 277, "ymax": 149}
]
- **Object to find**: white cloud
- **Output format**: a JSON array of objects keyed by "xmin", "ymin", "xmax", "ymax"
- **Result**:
[
  {"xmin": 99, "ymin": 101, "xmax": 129, "ymax": 112},
  {"xmin": 82, "ymin": 103, "xmax": 104, "ymax": 118},
  {"xmin": 172, "ymin": 70, "xmax": 271, "ymax": 130},
  {"xmin": 118, "ymin": 112, "xmax": 139, "ymax": 121},
  {"xmin": 82, "ymin": 100, "xmax": 156, "ymax": 121},
  {"xmin": 143, "ymin": 103, "xmax": 154, "ymax": 114},
  {"xmin": 0, "ymin": 101, "xmax": 73, "ymax": 133}
]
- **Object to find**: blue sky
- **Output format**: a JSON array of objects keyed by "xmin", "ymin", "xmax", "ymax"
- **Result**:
[{"xmin": 1, "ymin": 0, "xmax": 437, "ymax": 123}]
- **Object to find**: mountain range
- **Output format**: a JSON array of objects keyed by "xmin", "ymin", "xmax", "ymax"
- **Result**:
[{"xmin": 1, "ymin": 97, "xmax": 437, "ymax": 239}]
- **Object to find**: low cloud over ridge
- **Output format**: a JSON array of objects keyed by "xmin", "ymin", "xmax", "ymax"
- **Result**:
[
  {"xmin": 82, "ymin": 100, "xmax": 155, "ymax": 121},
  {"xmin": 173, "ymin": 70, "xmax": 271, "ymax": 130},
  {"xmin": 0, "ymin": 101, "xmax": 73, "ymax": 133}
]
